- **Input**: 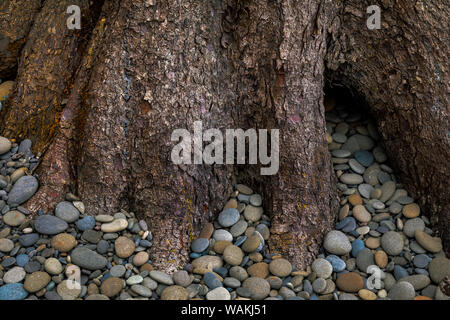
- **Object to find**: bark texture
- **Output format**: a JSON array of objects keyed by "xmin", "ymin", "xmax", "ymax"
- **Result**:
[
  {"xmin": 326, "ymin": 0, "xmax": 449, "ymax": 254},
  {"xmin": 0, "ymin": 0, "xmax": 447, "ymax": 273}
]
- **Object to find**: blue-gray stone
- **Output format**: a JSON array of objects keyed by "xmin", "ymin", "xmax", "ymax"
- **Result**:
[
  {"xmin": 394, "ymin": 265, "xmax": 409, "ymax": 280},
  {"xmin": 203, "ymin": 272, "xmax": 222, "ymax": 289},
  {"xmin": 19, "ymin": 233, "xmax": 40, "ymax": 247},
  {"xmin": 76, "ymin": 216, "xmax": 96, "ymax": 231},
  {"xmin": 24, "ymin": 261, "xmax": 41, "ymax": 273},
  {"xmin": 96, "ymin": 240, "xmax": 109, "ymax": 254},
  {"xmin": 234, "ymin": 236, "xmax": 247, "ymax": 247},
  {"xmin": 413, "ymin": 254, "xmax": 432, "ymax": 269},
  {"xmin": 34, "ymin": 215, "xmax": 68, "ymax": 235},
  {"xmin": 71, "ymin": 247, "xmax": 107, "ymax": 270},
  {"xmin": 1, "ymin": 257, "xmax": 16, "ymax": 268},
  {"xmin": 354, "ymin": 150, "xmax": 374, "ymax": 167},
  {"xmin": 351, "ymin": 239, "xmax": 365, "ymax": 258},
  {"xmin": 303, "ymin": 279, "xmax": 313, "ymax": 294},
  {"xmin": 218, "ymin": 208, "xmax": 240, "ymax": 227},
  {"xmin": 326, "ymin": 255, "xmax": 346, "ymax": 272},
  {"xmin": 191, "ymin": 238, "xmax": 209, "ymax": 253},
  {"xmin": 7, "ymin": 176, "xmax": 39, "ymax": 206},
  {"xmin": 0, "ymin": 283, "xmax": 28, "ymax": 300},
  {"xmin": 16, "ymin": 254, "xmax": 29, "ymax": 267},
  {"xmin": 55, "ymin": 201, "xmax": 80, "ymax": 223}
]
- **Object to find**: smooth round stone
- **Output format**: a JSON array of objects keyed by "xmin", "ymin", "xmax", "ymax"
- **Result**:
[
  {"xmin": 381, "ymin": 231, "xmax": 404, "ymax": 256},
  {"xmin": 223, "ymin": 199, "xmax": 238, "ymax": 210},
  {"xmin": 229, "ymin": 266, "xmax": 248, "ymax": 282},
  {"xmin": 0, "ymin": 283, "xmax": 28, "ymax": 300},
  {"xmin": 413, "ymin": 254, "xmax": 432, "ymax": 269},
  {"xmin": 249, "ymin": 194, "xmax": 262, "ymax": 207},
  {"xmin": 205, "ymin": 286, "xmax": 230, "ymax": 300},
  {"xmin": 403, "ymin": 218, "xmax": 425, "ymax": 238},
  {"xmin": 336, "ymin": 217, "xmax": 357, "ymax": 233},
  {"xmin": 191, "ymin": 255, "xmax": 223, "ymax": 271},
  {"xmin": 223, "ymin": 245, "xmax": 244, "ymax": 266},
  {"xmin": 371, "ymin": 188, "xmax": 382, "ymax": 199},
  {"xmin": 332, "ymin": 149, "xmax": 351, "ymax": 158},
  {"xmin": 16, "ymin": 254, "xmax": 29, "ymax": 267},
  {"xmin": 402, "ymin": 203, "xmax": 420, "ymax": 219},
  {"xmin": 101, "ymin": 219, "xmax": 128, "ymax": 233},
  {"xmin": 71, "ymin": 247, "xmax": 108, "ymax": 270},
  {"xmin": 18, "ymin": 233, "xmax": 39, "ymax": 247},
  {"xmin": 269, "ymin": 258, "xmax": 292, "ymax": 277},
  {"xmin": 379, "ymin": 181, "xmax": 396, "ymax": 203},
  {"xmin": 82, "ymin": 230, "xmax": 102, "ymax": 244},
  {"xmin": 34, "ymin": 215, "xmax": 68, "ymax": 235},
  {"xmin": 393, "ymin": 265, "xmax": 408, "ymax": 281},
  {"xmin": 96, "ymin": 240, "xmax": 110, "ymax": 254},
  {"xmin": 114, "ymin": 236, "xmax": 135, "ymax": 258},
  {"xmin": 312, "ymin": 278, "xmax": 327, "ymax": 293},
  {"xmin": 55, "ymin": 201, "xmax": 80, "ymax": 223},
  {"xmin": 351, "ymin": 239, "xmax": 365, "ymax": 258},
  {"xmin": 213, "ymin": 229, "xmax": 233, "ymax": 242},
  {"xmin": 0, "ymin": 238, "xmax": 14, "ymax": 252},
  {"xmin": 3, "ymin": 267, "xmax": 26, "ymax": 284},
  {"xmin": 109, "ymin": 265, "xmax": 126, "ymax": 278},
  {"xmin": 95, "ymin": 215, "xmax": 114, "ymax": 223},
  {"xmin": 24, "ymin": 261, "xmax": 41, "ymax": 273},
  {"xmin": 372, "ymin": 146, "xmax": 387, "ymax": 162},
  {"xmin": 213, "ymin": 240, "xmax": 232, "ymax": 254},
  {"xmin": 0, "ymin": 136, "xmax": 12, "ymax": 154},
  {"xmin": 377, "ymin": 171, "xmax": 391, "ymax": 185},
  {"xmin": 44, "ymin": 258, "xmax": 63, "ymax": 275},
  {"xmin": 203, "ymin": 272, "xmax": 222, "ymax": 289},
  {"xmin": 51, "ymin": 233, "xmax": 77, "ymax": 252},
  {"xmin": 2, "ymin": 257, "xmax": 16, "ymax": 268},
  {"xmin": 397, "ymin": 196, "xmax": 414, "ymax": 205},
  {"xmin": 428, "ymin": 256, "xmax": 450, "ymax": 284},
  {"xmin": 399, "ymin": 275, "xmax": 431, "ymax": 290},
  {"xmin": 311, "ymin": 258, "xmax": 333, "ymax": 279},
  {"xmin": 359, "ymin": 289, "xmax": 377, "ymax": 300},
  {"xmin": 7, "ymin": 176, "xmax": 39, "ymax": 206},
  {"xmin": 358, "ymin": 184, "xmax": 374, "ymax": 199},
  {"xmin": 348, "ymin": 159, "xmax": 365, "ymax": 174},
  {"xmin": 325, "ymin": 255, "xmax": 346, "ymax": 272},
  {"xmin": 357, "ymin": 226, "xmax": 370, "ymax": 236},
  {"xmin": 149, "ymin": 271, "xmax": 174, "ymax": 285},
  {"xmin": 410, "ymin": 241, "xmax": 427, "ymax": 254},
  {"xmin": 2, "ymin": 210, "xmax": 26, "ymax": 226},
  {"xmin": 389, "ymin": 202, "xmax": 403, "ymax": 214},
  {"xmin": 218, "ymin": 208, "xmax": 240, "ymax": 227},
  {"xmin": 332, "ymin": 132, "xmax": 347, "ymax": 144},
  {"xmin": 173, "ymin": 270, "xmax": 192, "ymax": 287},
  {"xmin": 77, "ymin": 216, "xmax": 96, "ymax": 231},
  {"xmin": 415, "ymin": 230, "xmax": 442, "ymax": 253},
  {"xmin": 100, "ymin": 277, "xmax": 123, "ymax": 297},
  {"xmin": 126, "ymin": 275, "xmax": 143, "ymax": 285},
  {"xmin": 365, "ymin": 237, "xmax": 380, "ymax": 249},
  {"xmin": 353, "ymin": 205, "xmax": 371, "ymax": 223},
  {"xmin": 230, "ymin": 220, "xmax": 248, "ymax": 237},
  {"xmin": 223, "ymin": 277, "xmax": 241, "ymax": 288},
  {"xmin": 242, "ymin": 234, "xmax": 261, "ymax": 253},
  {"xmin": 340, "ymin": 173, "xmax": 363, "ymax": 185},
  {"xmin": 349, "ymin": 194, "xmax": 363, "ymax": 206},
  {"xmin": 372, "ymin": 200, "xmax": 385, "ymax": 210},
  {"xmin": 131, "ymin": 284, "xmax": 152, "ymax": 297},
  {"xmin": 336, "ymin": 272, "xmax": 364, "ymax": 293},
  {"xmin": 323, "ymin": 230, "xmax": 351, "ymax": 255},
  {"xmin": 354, "ymin": 150, "xmax": 374, "ymax": 167},
  {"xmin": 24, "ymin": 271, "xmax": 51, "ymax": 293},
  {"xmin": 132, "ymin": 251, "xmax": 149, "ymax": 267},
  {"xmin": 244, "ymin": 205, "xmax": 263, "ymax": 222},
  {"xmin": 161, "ymin": 285, "xmax": 188, "ymax": 300},
  {"xmin": 242, "ymin": 277, "xmax": 270, "ymax": 299},
  {"xmin": 191, "ymin": 238, "xmax": 210, "ymax": 253},
  {"xmin": 255, "ymin": 224, "xmax": 270, "ymax": 240},
  {"xmin": 388, "ymin": 282, "xmax": 415, "ymax": 300}
]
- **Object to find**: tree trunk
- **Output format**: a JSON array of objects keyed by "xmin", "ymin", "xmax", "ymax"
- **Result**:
[
  {"xmin": 0, "ymin": 0, "xmax": 447, "ymax": 273},
  {"xmin": 326, "ymin": 0, "xmax": 449, "ymax": 254}
]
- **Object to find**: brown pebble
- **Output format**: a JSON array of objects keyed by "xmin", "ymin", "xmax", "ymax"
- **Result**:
[{"xmin": 199, "ymin": 223, "xmax": 214, "ymax": 240}]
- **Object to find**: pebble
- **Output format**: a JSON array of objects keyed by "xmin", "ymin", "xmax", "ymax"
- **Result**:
[
  {"xmin": 7, "ymin": 176, "xmax": 39, "ymax": 206},
  {"xmin": 70, "ymin": 247, "xmax": 108, "ymax": 270},
  {"xmin": 161, "ymin": 285, "xmax": 188, "ymax": 300},
  {"xmin": 24, "ymin": 271, "xmax": 51, "ymax": 293},
  {"xmin": 0, "ymin": 136, "xmax": 12, "ymax": 154},
  {"xmin": 55, "ymin": 201, "xmax": 80, "ymax": 223},
  {"xmin": 100, "ymin": 277, "xmax": 124, "ymax": 297},
  {"xmin": 101, "ymin": 219, "xmax": 128, "ymax": 233},
  {"xmin": 44, "ymin": 258, "xmax": 63, "ymax": 275},
  {"xmin": 173, "ymin": 270, "xmax": 192, "ymax": 287},
  {"xmin": 114, "ymin": 236, "xmax": 135, "ymax": 258},
  {"xmin": 336, "ymin": 272, "xmax": 364, "ymax": 293},
  {"xmin": 403, "ymin": 218, "xmax": 425, "ymax": 238},
  {"xmin": 0, "ymin": 283, "xmax": 28, "ymax": 300},
  {"xmin": 2, "ymin": 210, "xmax": 26, "ymax": 226},
  {"xmin": 353, "ymin": 205, "xmax": 371, "ymax": 223},
  {"xmin": 243, "ymin": 205, "xmax": 263, "ymax": 222},
  {"xmin": 133, "ymin": 251, "xmax": 149, "ymax": 266},
  {"xmin": 402, "ymin": 203, "xmax": 420, "ymax": 219},
  {"xmin": 230, "ymin": 220, "xmax": 248, "ymax": 237},
  {"xmin": 388, "ymin": 281, "xmax": 415, "ymax": 300},
  {"xmin": 218, "ymin": 208, "xmax": 240, "ymax": 227},
  {"xmin": 213, "ymin": 229, "xmax": 233, "ymax": 242},
  {"xmin": 323, "ymin": 230, "xmax": 351, "ymax": 255},
  {"xmin": 311, "ymin": 258, "xmax": 333, "ymax": 279},
  {"xmin": 57, "ymin": 280, "xmax": 82, "ymax": 300},
  {"xmin": 242, "ymin": 277, "xmax": 270, "ymax": 299},
  {"xmin": 428, "ymin": 256, "xmax": 450, "ymax": 284},
  {"xmin": 374, "ymin": 250, "xmax": 388, "ymax": 268},
  {"xmin": 414, "ymin": 230, "xmax": 442, "ymax": 253},
  {"xmin": 340, "ymin": 173, "xmax": 363, "ymax": 185},
  {"xmin": 269, "ymin": 258, "xmax": 292, "ymax": 277},
  {"xmin": 77, "ymin": 216, "xmax": 96, "ymax": 231},
  {"xmin": 381, "ymin": 231, "xmax": 404, "ymax": 256},
  {"xmin": 34, "ymin": 215, "xmax": 68, "ymax": 235},
  {"xmin": 51, "ymin": 233, "xmax": 77, "ymax": 252},
  {"xmin": 190, "ymin": 238, "xmax": 210, "ymax": 253},
  {"xmin": 149, "ymin": 271, "xmax": 174, "ymax": 285},
  {"xmin": 3, "ymin": 267, "xmax": 26, "ymax": 284},
  {"xmin": 0, "ymin": 238, "xmax": 14, "ymax": 252}
]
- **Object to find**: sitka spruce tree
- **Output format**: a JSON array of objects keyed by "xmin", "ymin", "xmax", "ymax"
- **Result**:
[{"xmin": 0, "ymin": 0, "xmax": 448, "ymax": 273}]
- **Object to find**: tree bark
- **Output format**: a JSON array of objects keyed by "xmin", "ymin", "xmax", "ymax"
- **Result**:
[
  {"xmin": 0, "ymin": 0, "xmax": 447, "ymax": 273},
  {"xmin": 326, "ymin": 0, "xmax": 449, "ymax": 254}
]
